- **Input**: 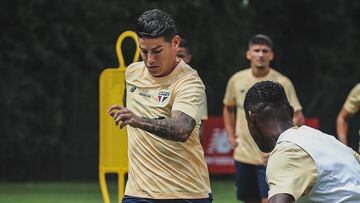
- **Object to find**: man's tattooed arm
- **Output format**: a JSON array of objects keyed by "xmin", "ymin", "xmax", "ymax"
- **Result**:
[
  {"xmin": 108, "ymin": 106, "xmax": 196, "ymax": 142},
  {"xmin": 135, "ymin": 110, "xmax": 196, "ymax": 142}
]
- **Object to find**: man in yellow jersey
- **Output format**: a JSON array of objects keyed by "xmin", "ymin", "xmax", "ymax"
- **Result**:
[
  {"xmin": 176, "ymin": 37, "xmax": 208, "ymax": 139},
  {"xmin": 108, "ymin": 9, "xmax": 212, "ymax": 203},
  {"xmin": 244, "ymin": 80, "xmax": 360, "ymax": 203},
  {"xmin": 223, "ymin": 34, "xmax": 304, "ymax": 203},
  {"xmin": 337, "ymin": 83, "xmax": 360, "ymax": 152}
]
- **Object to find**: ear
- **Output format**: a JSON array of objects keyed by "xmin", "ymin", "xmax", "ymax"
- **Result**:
[
  {"xmin": 172, "ymin": 35, "xmax": 180, "ymax": 48},
  {"xmin": 187, "ymin": 54, "xmax": 192, "ymax": 62},
  {"xmin": 269, "ymin": 50, "xmax": 274, "ymax": 61},
  {"xmin": 246, "ymin": 49, "xmax": 251, "ymax": 60},
  {"xmin": 248, "ymin": 110, "xmax": 256, "ymax": 125}
]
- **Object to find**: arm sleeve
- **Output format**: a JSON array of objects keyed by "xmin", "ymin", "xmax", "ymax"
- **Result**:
[
  {"xmin": 267, "ymin": 142, "xmax": 317, "ymax": 200},
  {"xmin": 343, "ymin": 83, "xmax": 360, "ymax": 114}
]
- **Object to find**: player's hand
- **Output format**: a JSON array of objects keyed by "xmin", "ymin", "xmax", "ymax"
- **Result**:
[
  {"xmin": 108, "ymin": 105, "xmax": 139, "ymax": 129},
  {"xmin": 228, "ymin": 134, "xmax": 238, "ymax": 149}
]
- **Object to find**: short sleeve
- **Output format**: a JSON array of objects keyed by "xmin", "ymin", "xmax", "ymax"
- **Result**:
[
  {"xmin": 281, "ymin": 79, "xmax": 302, "ymax": 112},
  {"xmin": 201, "ymin": 96, "xmax": 208, "ymax": 120},
  {"xmin": 267, "ymin": 142, "xmax": 317, "ymax": 200},
  {"xmin": 172, "ymin": 76, "xmax": 205, "ymax": 122},
  {"xmin": 343, "ymin": 83, "xmax": 360, "ymax": 114},
  {"xmin": 223, "ymin": 76, "xmax": 237, "ymax": 106}
]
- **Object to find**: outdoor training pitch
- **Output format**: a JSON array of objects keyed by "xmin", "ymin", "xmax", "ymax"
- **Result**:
[
  {"xmin": 0, "ymin": 175, "xmax": 311, "ymax": 203},
  {"xmin": 0, "ymin": 176, "xmax": 238, "ymax": 203}
]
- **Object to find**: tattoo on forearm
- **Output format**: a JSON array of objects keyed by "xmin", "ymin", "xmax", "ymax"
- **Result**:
[{"xmin": 137, "ymin": 111, "xmax": 196, "ymax": 142}]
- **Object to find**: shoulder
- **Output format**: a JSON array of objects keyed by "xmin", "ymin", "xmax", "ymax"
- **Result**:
[
  {"xmin": 270, "ymin": 69, "xmax": 294, "ymax": 87},
  {"xmin": 270, "ymin": 142, "xmax": 306, "ymax": 159},
  {"xmin": 350, "ymin": 83, "xmax": 360, "ymax": 94},
  {"xmin": 268, "ymin": 141, "xmax": 314, "ymax": 176},
  {"xmin": 228, "ymin": 68, "xmax": 251, "ymax": 83},
  {"xmin": 344, "ymin": 83, "xmax": 360, "ymax": 113},
  {"xmin": 269, "ymin": 142, "xmax": 303, "ymax": 166},
  {"xmin": 354, "ymin": 83, "xmax": 360, "ymax": 90},
  {"xmin": 270, "ymin": 69, "xmax": 291, "ymax": 82},
  {"xmin": 126, "ymin": 61, "xmax": 145, "ymax": 75},
  {"xmin": 268, "ymin": 141, "xmax": 317, "ymax": 200},
  {"xmin": 178, "ymin": 63, "xmax": 200, "ymax": 77},
  {"xmin": 175, "ymin": 63, "xmax": 204, "ymax": 86},
  {"xmin": 125, "ymin": 61, "xmax": 146, "ymax": 81}
]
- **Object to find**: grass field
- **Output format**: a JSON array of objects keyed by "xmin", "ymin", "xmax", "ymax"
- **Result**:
[{"xmin": 0, "ymin": 175, "xmax": 240, "ymax": 203}]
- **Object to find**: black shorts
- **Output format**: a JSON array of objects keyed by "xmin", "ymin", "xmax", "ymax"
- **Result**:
[
  {"xmin": 122, "ymin": 193, "xmax": 213, "ymax": 203},
  {"xmin": 235, "ymin": 161, "xmax": 268, "ymax": 201}
]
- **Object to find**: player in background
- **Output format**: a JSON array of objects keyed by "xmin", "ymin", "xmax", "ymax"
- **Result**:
[
  {"xmin": 337, "ymin": 83, "xmax": 360, "ymax": 152},
  {"xmin": 223, "ymin": 34, "xmax": 304, "ymax": 203},
  {"xmin": 177, "ymin": 37, "xmax": 208, "ymax": 140}
]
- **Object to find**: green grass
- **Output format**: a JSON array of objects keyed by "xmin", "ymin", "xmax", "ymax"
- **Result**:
[
  {"xmin": 0, "ymin": 177, "xmax": 311, "ymax": 203},
  {"xmin": 0, "ymin": 176, "xmax": 239, "ymax": 203},
  {"xmin": 211, "ymin": 176, "xmax": 239, "ymax": 203},
  {"xmin": 0, "ymin": 182, "xmax": 107, "ymax": 203}
]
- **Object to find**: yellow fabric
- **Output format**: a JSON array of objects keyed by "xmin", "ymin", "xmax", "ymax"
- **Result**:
[
  {"xmin": 343, "ymin": 83, "xmax": 360, "ymax": 152},
  {"xmin": 267, "ymin": 141, "xmax": 360, "ymax": 200},
  {"xmin": 354, "ymin": 150, "xmax": 360, "ymax": 163},
  {"xmin": 201, "ymin": 96, "xmax": 208, "ymax": 120},
  {"xmin": 223, "ymin": 68, "xmax": 302, "ymax": 164},
  {"xmin": 124, "ymin": 60, "xmax": 211, "ymax": 199},
  {"xmin": 267, "ymin": 142, "xmax": 317, "ymax": 200},
  {"xmin": 181, "ymin": 59, "xmax": 208, "ymax": 120},
  {"xmin": 343, "ymin": 83, "xmax": 360, "ymax": 114}
]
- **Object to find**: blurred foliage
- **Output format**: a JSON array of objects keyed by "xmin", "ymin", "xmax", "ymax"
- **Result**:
[{"xmin": 0, "ymin": 0, "xmax": 359, "ymax": 180}]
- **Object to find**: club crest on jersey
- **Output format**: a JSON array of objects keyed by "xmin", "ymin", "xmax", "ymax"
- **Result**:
[{"xmin": 158, "ymin": 91, "xmax": 170, "ymax": 104}]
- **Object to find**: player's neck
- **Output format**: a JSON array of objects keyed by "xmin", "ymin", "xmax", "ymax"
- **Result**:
[
  {"xmin": 251, "ymin": 66, "xmax": 270, "ymax": 78},
  {"xmin": 162, "ymin": 58, "xmax": 180, "ymax": 77}
]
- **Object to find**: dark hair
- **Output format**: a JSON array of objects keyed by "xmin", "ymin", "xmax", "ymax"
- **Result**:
[
  {"xmin": 244, "ymin": 80, "xmax": 290, "ymax": 116},
  {"xmin": 179, "ymin": 37, "xmax": 188, "ymax": 48},
  {"xmin": 248, "ymin": 34, "xmax": 273, "ymax": 49},
  {"xmin": 135, "ymin": 9, "xmax": 177, "ymax": 42},
  {"xmin": 179, "ymin": 37, "xmax": 190, "ymax": 52}
]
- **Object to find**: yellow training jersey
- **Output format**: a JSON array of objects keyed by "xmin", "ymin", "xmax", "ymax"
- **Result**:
[
  {"xmin": 343, "ymin": 83, "xmax": 360, "ymax": 152},
  {"xmin": 223, "ymin": 68, "xmax": 302, "ymax": 165},
  {"xmin": 267, "ymin": 142, "xmax": 317, "ymax": 200},
  {"xmin": 267, "ymin": 128, "xmax": 360, "ymax": 201},
  {"xmin": 124, "ymin": 60, "xmax": 211, "ymax": 199},
  {"xmin": 343, "ymin": 83, "xmax": 360, "ymax": 114}
]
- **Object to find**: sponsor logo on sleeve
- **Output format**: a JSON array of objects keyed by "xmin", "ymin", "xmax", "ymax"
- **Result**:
[{"xmin": 129, "ymin": 86, "xmax": 137, "ymax": 93}]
